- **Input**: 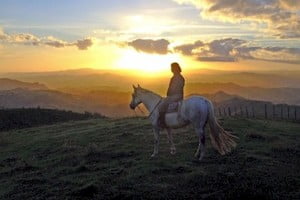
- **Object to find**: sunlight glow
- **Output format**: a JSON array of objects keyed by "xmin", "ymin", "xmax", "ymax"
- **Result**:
[{"xmin": 115, "ymin": 49, "xmax": 182, "ymax": 76}]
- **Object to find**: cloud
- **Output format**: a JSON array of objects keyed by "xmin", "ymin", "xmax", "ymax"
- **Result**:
[
  {"xmin": 75, "ymin": 38, "xmax": 93, "ymax": 50},
  {"xmin": 173, "ymin": 0, "xmax": 300, "ymax": 38},
  {"xmin": 43, "ymin": 36, "xmax": 65, "ymax": 48},
  {"xmin": 0, "ymin": 29, "xmax": 93, "ymax": 50},
  {"xmin": 279, "ymin": 0, "xmax": 300, "ymax": 10},
  {"xmin": 233, "ymin": 46, "xmax": 300, "ymax": 64},
  {"xmin": 174, "ymin": 38, "xmax": 300, "ymax": 64},
  {"xmin": 128, "ymin": 39, "xmax": 170, "ymax": 54},
  {"xmin": 174, "ymin": 40, "xmax": 204, "ymax": 56},
  {"xmin": 175, "ymin": 38, "xmax": 245, "ymax": 62}
]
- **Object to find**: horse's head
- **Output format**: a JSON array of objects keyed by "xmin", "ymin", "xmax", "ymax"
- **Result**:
[{"xmin": 129, "ymin": 84, "xmax": 142, "ymax": 110}]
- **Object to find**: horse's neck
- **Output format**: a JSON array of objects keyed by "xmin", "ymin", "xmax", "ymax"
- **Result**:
[{"xmin": 140, "ymin": 92, "xmax": 161, "ymax": 112}]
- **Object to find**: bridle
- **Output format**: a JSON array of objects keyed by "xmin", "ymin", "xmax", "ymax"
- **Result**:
[{"xmin": 131, "ymin": 90, "xmax": 162, "ymax": 118}]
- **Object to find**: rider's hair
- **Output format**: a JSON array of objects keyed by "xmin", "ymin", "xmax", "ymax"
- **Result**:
[{"xmin": 171, "ymin": 62, "xmax": 182, "ymax": 73}]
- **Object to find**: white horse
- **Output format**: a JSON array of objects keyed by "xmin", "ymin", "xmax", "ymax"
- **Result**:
[{"xmin": 129, "ymin": 85, "xmax": 237, "ymax": 160}]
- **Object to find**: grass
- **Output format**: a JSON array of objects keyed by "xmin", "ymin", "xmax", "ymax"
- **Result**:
[{"xmin": 0, "ymin": 117, "xmax": 299, "ymax": 199}]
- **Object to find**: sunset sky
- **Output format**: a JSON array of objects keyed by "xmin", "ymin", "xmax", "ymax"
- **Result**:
[{"xmin": 0, "ymin": 0, "xmax": 299, "ymax": 76}]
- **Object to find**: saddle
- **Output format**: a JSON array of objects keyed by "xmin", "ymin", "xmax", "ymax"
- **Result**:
[{"xmin": 166, "ymin": 101, "xmax": 181, "ymax": 113}]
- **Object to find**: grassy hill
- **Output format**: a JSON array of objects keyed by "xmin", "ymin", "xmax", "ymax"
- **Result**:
[{"xmin": 0, "ymin": 117, "xmax": 299, "ymax": 199}]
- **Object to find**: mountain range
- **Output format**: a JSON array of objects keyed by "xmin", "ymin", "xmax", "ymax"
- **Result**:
[{"xmin": 0, "ymin": 69, "xmax": 299, "ymax": 117}]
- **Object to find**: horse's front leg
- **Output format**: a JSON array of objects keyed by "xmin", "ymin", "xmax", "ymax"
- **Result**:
[
  {"xmin": 151, "ymin": 127, "xmax": 160, "ymax": 158},
  {"xmin": 166, "ymin": 128, "xmax": 176, "ymax": 155}
]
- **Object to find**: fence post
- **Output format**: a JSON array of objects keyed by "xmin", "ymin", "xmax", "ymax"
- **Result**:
[
  {"xmin": 287, "ymin": 106, "xmax": 290, "ymax": 120},
  {"xmin": 240, "ymin": 106, "xmax": 243, "ymax": 116},
  {"xmin": 264, "ymin": 104, "xmax": 267, "ymax": 119},
  {"xmin": 228, "ymin": 107, "xmax": 231, "ymax": 116},
  {"xmin": 252, "ymin": 106, "xmax": 255, "ymax": 118},
  {"xmin": 223, "ymin": 107, "xmax": 226, "ymax": 116},
  {"xmin": 246, "ymin": 106, "xmax": 249, "ymax": 118},
  {"xmin": 281, "ymin": 105, "xmax": 283, "ymax": 120},
  {"xmin": 234, "ymin": 106, "xmax": 237, "ymax": 116}
]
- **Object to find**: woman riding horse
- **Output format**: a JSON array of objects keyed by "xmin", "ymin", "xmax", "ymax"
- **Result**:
[{"xmin": 158, "ymin": 62, "xmax": 185, "ymax": 127}]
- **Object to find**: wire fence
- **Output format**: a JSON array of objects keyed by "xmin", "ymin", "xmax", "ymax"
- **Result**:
[{"xmin": 216, "ymin": 103, "xmax": 300, "ymax": 122}]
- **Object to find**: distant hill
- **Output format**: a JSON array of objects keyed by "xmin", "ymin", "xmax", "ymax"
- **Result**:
[
  {"xmin": 4, "ymin": 68, "xmax": 300, "ymax": 92},
  {"xmin": 0, "ymin": 77, "xmax": 299, "ymax": 117},
  {"xmin": 2, "ymin": 69, "xmax": 300, "ymax": 105},
  {"xmin": 188, "ymin": 91, "xmax": 245, "ymax": 103},
  {"xmin": 0, "ymin": 108, "xmax": 103, "ymax": 131},
  {"xmin": 0, "ymin": 88, "xmax": 135, "ymax": 117},
  {"xmin": 0, "ymin": 88, "xmax": 85, "ymax": 111},
  {"xmin": 0, "ymin": 86, "xmax": 299, "ymax": 118},
  {"xmin": 0, "ymin": 78, "xmax": 48, "ymax": 90},
  {"xmin": 186, "ymin": 82, "xmax": 300, "ymax": 105},
  {"xmin": 187, "ymin": 70, "xmax": 300, "ymax": 88},
  {"xmin": 1, "ymin": 69, "xmax": 134, "ymax": 92}
]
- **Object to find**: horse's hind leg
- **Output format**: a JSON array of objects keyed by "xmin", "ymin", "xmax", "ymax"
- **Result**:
[{"xmin": 193, "ymin": 116, "xmax": 208, "ymax": 161}]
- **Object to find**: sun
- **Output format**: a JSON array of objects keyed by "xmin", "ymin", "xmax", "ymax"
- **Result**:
[{"xmin": 115, "ymin": 49, "xmax": 182, "ymax": 76}]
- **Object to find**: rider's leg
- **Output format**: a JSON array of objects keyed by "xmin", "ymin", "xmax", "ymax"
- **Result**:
[{"xmin": 157, "ymin": 98, "xmax": 170, "ymax": 127}]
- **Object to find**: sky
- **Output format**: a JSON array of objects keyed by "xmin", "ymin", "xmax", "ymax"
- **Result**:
[{"xmin": 0, "ymin": 0, "xmax": 299, "ymax": 76}]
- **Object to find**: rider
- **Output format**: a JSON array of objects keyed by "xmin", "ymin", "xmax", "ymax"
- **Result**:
[{"xmin": 158, "ymin": 62, "xmax": 185, "ymax": 127}]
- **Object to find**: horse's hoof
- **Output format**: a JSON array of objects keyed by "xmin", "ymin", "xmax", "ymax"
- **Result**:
[{"xmin": 150, "ymin": 153, "xmax": 156, "ymax": 158}]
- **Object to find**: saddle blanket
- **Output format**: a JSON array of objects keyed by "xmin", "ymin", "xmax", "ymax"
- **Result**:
[{"xmin": 166, "ymin": 101, "xmax": 180, "ymax": 113}]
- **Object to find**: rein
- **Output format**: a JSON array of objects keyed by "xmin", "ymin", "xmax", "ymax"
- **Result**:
[
  {"xmin": 147, "ymin": 98, "xmax": 162, "ymax": 118},
  {"xmin": 137, "ymin": 105, "xmax": 145, "ymax": 115}
]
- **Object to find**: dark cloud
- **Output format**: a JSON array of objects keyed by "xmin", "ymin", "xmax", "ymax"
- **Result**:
[
  {"xmin": 279, "ymin": 0, "xmax": 300, "ymax": 10},
  {"xmin": 0, "ymin": 34, "xmax": 7, "ymax": 40},
  {"xmin": 45, "ymin": 41, "xmax": 65, "ymax": 48},
  {"xmin": 233, "ymin": 46, "xmax": 300, "ymax": 64},
  {"xmin": 175, "ymin": 38, "xmax": 246, "ymax": 62},
  {"xmin": 174, "ymin": 0, "xmax": 300, "ymax": 38},
  {"xmin": 197, "ymin": 56, "xmax": 236, "ymax": 62},
  {"xmin": 174, "ymin": 40, "xmax": 204, "ymax": 55},
  {"xmin": 207, "ymin": 38, "xmax": 246, "ymax": 58},
  {"xmin": 75, "ymin": 39, "xmax": 93, "ymax": 50},
  {"xmin": 174, "ymin": 38, "xmax": 300, "ymax": 64},
  {"xmin": 128, "ymin": 39, "xmax": 170, "ymax": 54}
]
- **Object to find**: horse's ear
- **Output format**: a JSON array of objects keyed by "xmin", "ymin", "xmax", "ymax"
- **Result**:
[{"xmin": 132, "ymin": 84, "xmax": 137, "ymax": 90}]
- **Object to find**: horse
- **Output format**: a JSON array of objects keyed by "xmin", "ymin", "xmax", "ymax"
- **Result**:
[{"xmin": 129, "ymin": 84, "xmax": 237, "ymax": 160}]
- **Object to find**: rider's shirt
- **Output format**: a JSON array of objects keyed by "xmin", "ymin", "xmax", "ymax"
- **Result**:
[{"xmin": 167, "ymin": 73, "xmax": 185, "ymax": 100}]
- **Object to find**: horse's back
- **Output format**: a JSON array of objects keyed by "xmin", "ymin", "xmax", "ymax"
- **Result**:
[
  {"xmin": 181, "ymin": 95, "xmax": 211, "ymax": 120},
  {"xmin": 165, "ymin": 95, "xmax": 211, "ymax": 128},
  {"xmin": 183, "ymin": 95, "xmax": 210, "ymax": 105}
]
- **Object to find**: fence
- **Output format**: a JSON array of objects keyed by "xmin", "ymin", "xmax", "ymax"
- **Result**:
[{"xmin": 216, "ymin": 103, "xmax": 300, "ymax": 122}]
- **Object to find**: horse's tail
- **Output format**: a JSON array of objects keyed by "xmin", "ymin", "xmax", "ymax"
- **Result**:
[{"xmin": 207, "ymin": 100, "xmax": 238, "ymax": 155}]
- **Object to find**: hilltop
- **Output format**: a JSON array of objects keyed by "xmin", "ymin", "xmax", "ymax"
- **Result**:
[
  {"xmin": 0, "ymin": 78, "xmax": 47, "ymax": 91},
  {"xmin": 0, "ymin": 117, "xmax": 299, "ymax": 199}
]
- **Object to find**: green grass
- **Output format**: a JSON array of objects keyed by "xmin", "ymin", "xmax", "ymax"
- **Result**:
[{"xmin": 0, "ymin": 117, "xmax": 299, "ymax": 199}]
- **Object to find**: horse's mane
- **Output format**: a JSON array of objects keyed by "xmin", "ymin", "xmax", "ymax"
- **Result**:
[{"xmin": 138, "ymin": 87, "xmax": 161, "ymax": 98}]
